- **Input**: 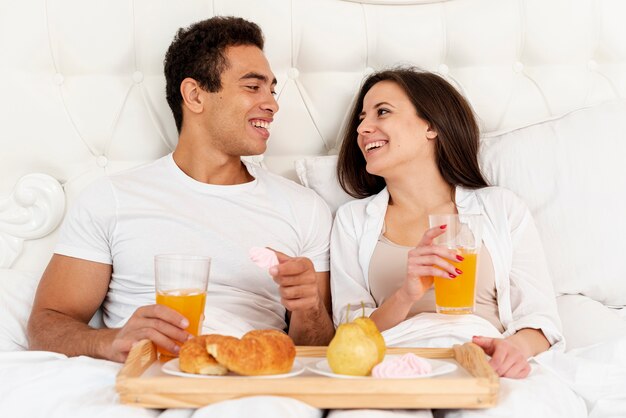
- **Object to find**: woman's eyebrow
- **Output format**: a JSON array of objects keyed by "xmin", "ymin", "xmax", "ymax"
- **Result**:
[{"xmin": 359, "ymin": 102, "xmax": 395, "ymax": 118}]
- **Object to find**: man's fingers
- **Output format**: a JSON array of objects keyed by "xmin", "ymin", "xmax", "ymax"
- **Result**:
[
  {"xmin": 142, "ymin": 328, "xmax": 183, "ymax": 355},
  {"xmin": 270, "ymin": 249, "xmax": 291, "ymax": 263},
  {"xmin": 145, "ymin": 318, "xmax": 190, "ymax": 343},
  {"xmin": 279, "ymin": 283, "xmax": 318, "ymax": 300},
  {"xmin": 281, "ymin": 296, "xmax": 317, "ymax": 312},
  {"xmin": 272, "ymin": 258, "xmax": 314, "ymax": 277},
  {"xmin": 141, "ymin": 304, "xmax": 189, "ymax": 329}
]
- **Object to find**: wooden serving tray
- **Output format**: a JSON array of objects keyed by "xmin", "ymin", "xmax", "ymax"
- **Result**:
[{"xmin": 116, "ymin": 340, "xmax": 498, "ymax": 409}]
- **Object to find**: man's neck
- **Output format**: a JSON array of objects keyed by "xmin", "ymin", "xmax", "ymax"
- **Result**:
[{"xmin": 172, "ymin": 146, "xmax": 254, "ymax": 185}]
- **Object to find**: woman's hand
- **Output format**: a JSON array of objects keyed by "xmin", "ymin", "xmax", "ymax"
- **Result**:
[
  {"xmin": 472, "ymin": 335, "xmax": 531, "ymax": 379},
  {"xmin": 399, "ymin": 224, "xmax": 462, "ymax": 303},
  {"xmin": 372, "ymin": 224, "xmax": 463, "ymax": 332}
]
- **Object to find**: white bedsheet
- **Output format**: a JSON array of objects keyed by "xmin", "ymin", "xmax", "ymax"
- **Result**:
[
  {"xmin": 0, "ymin": 351, "xmax": 321, "ymax": 418},
  {"xmin": 1, "ymin": 315, "xmax": 623, "ymax": 418},
  {"xmin": 534, "ymin": 336, "xmax": 626, "ymax": 418}
]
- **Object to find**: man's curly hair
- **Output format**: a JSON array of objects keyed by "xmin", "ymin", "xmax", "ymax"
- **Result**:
[{"xmin": 164, "ymin": 16, "xmax": 264, "ymax": 132}]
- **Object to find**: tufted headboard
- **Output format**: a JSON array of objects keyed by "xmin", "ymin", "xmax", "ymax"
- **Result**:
[{"xmin": 1, "ymin": 0, "xmax": 625, "ymax": 277}]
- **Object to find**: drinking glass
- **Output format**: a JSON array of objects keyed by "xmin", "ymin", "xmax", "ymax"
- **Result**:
[
  {"xmin": 154, "ymin": 254, "xmax": 211, "ymax": 356},
  {"xmin": 428, "ymin": 214, "xmax": 482, "ymax": 315}
]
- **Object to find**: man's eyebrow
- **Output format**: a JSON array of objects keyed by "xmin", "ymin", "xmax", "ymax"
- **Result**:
[{"xmin": 240, "ymin": 72, "xmax": 278, "ymax": 86}]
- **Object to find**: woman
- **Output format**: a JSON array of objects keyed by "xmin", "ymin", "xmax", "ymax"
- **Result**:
[{"xmin": 330, "ymin": 68, "xmax": 564, "ymax": 380}]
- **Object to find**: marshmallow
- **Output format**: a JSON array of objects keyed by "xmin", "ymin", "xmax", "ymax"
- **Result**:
[
  {"xmin": 249, "ymin": 247, "xmax": 279, "ymax": 270},
  {"xmin": 372, "ymin": 353, "xmax": 432, "ymax": 378}
]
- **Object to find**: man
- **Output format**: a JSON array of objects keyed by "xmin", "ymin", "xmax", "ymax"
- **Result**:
[{"xmin": 27, "ymin": 16, "xmax": 334, "ymax": 363}]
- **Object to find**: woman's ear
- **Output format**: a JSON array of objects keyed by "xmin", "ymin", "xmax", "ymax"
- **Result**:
[
  {"xmin": 425, "ymin": 126, "xmax": 438, "ymax": 140},
  {"xmin": 180, "ymin": 77, "xmax": 203, "ymax": 114}
]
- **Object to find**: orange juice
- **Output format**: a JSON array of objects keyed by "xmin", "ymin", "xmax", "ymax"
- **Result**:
[
  {"xmin": 156, "ymin": 288, "xmax": 206, "ymax": 356},
  {"xmin": 434, "ymin": 250, "xmax": 477, "ymax": 314}
]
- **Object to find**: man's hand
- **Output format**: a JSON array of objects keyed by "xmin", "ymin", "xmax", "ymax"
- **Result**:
[
  {"xmin": 269, "ymin": 251, "xmax": 321, "ymax": 313},
  {"xmin": 472, "ymin": 335, "xmax": 531, "ymax": 379},
  {"xmin": 267, "ymin": 250, "xmax": 333, "ymax": 345},
  {"xmin": 107, "ymin": 304, "xmax": 192, "ymax": 362}
]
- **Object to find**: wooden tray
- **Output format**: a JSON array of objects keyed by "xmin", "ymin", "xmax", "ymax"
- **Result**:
[{"xmin": 116, "ymin": 340, "xmax": 498, "ymax": 409}]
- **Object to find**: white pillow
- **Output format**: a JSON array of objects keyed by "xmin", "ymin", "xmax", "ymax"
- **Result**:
[
  {"xmin": 480, "ymin": 99, "xmax": 626, "ymax": 306},
  {"xmin": 294, "ymin": 155, "xmax": 354, "ymax": 215},
  {"xmin": 557, "ymin": 294, "xmax": 626, "ymax": 350},
  {"xmin": 0, "ymin": 269, "xmax": 40, "ymax": 351}
]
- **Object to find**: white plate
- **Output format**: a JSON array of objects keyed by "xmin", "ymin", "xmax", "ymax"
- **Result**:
[
  {"xmin": 161, "ymin": 358, "xmax": 305, "ymax": 379},
  {"xmin": 308, "ymin": 355, "xmax": 457, "ymax": 379}
]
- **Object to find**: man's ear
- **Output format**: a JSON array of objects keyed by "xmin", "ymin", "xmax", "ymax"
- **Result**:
[{"xmin": 180, "ymin": 77, "xmax": 203, "ymax": 114}]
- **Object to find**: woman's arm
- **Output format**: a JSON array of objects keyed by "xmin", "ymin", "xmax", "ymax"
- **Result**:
[
  {"xmin": 472, "ymin": 327, "xmax": 549, "ymax": 379},
  {"xmin": 371, "ymin": 225, "xmax": 461, "ymax": 332},
  {"xmin": 473, "ymin": 189, "xmax": 561, "ymax": 379},
  {"xmin": 507, "ymin": 327, "xmax": 550, "ymax": 357}
]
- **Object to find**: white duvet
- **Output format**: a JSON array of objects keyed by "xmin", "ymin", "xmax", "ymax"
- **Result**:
[{"xmin": 0, "ymin": 314, "xmax": 624, "ymax": 418}]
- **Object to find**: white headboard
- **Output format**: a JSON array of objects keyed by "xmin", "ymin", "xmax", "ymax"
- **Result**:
[{"xmin": 1, "ymin": 0, "xmax": 625, "ymax": 273}]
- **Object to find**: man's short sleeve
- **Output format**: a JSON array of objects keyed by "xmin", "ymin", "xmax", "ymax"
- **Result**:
[
  {"xmin": 300, "ymin": 192, "xmax": 332, "ymax": 272},
  {"xmin": 54, "ymin": 178, "xmax": 117, "ymax": 265}
]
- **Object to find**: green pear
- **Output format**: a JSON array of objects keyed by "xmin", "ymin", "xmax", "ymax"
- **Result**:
[
  {"xmin": 353, "ymin": 316, "xmax": 386, "ymax": 363},
  {"xmin": 327, "ymin": 322, "xmax": 378, "ymax": 376}
]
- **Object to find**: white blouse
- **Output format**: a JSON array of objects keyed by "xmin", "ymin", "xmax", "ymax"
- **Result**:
[{"xmin": 330, "ymin": 186, "xmax": 564, "ymax": 350}]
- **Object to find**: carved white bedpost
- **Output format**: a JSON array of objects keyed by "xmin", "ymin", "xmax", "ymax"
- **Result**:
[{"xmin": 0, "ymin": 174, "xmax": 65, "ymax": 268}]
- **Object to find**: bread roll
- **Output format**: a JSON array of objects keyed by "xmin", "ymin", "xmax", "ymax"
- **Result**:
[
  {"xmin": 206, "ymin": 329, "xmax": 295, "ymax": 376},
  {"xmin": 178, "ymin": 335, "xmax": 228, "ymax": 375}
]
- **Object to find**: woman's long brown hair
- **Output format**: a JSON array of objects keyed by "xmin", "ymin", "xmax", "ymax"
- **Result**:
[{"xmin": 337, "ymin": 68, "xmax": 488, "ymax": 198}]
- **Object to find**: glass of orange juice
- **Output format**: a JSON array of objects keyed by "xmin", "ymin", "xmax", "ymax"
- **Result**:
[
  {"xmin": 154, "ymin": 254, "xmax": 211, "ymax": 357},
  {"xmin": 428, "ymin": 214, "xmax": 482, "ymax": 315}
]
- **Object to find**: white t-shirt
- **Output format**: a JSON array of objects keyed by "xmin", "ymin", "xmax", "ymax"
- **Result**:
[{"xmin": 55, "ymin": 154, "xmax": 332, "ymax": 334}]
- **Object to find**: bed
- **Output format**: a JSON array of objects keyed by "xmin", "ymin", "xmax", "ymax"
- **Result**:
[{"xmin": 1, "ymin": 0, "xmax": 625, "ymax": 417}]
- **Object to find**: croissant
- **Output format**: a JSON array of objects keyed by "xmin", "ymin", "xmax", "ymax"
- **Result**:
[
  {"xmin": 178, "ymin": 334, "xmax": 228, "ymax": 375},
  {"xmin": 206, "ymin": 329, "xmax": 296, "ymax": 376}
]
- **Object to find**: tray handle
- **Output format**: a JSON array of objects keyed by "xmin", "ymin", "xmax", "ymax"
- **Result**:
[
  {"xmin": 453, "ymin": 342, "xmax": 498, "ymax": 381},
  {"xmin": 118, "ymin": 339, "xmax": 157, "ymax": 379}
]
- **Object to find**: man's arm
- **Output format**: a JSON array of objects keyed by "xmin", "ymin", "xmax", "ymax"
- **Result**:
[
  {"xmin": 286, "ymin": 271, "xmax": 334, "ymax": 346},
  {"xmin": 270, "ymin": 254, "xmax": 334, "ymax": 345},
  {"xmin": 28, "ymin": 254, "xmax": 191, "ymax": 362}
]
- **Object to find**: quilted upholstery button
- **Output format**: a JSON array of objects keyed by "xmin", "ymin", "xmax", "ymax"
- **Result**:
[
  {"xmin": 438, "ymin": 64, "xmax": 449, "ymax": 75},
  {"xmin": 513, "ymin": 62, "xmax": 524, "ymax": 73},
  {"xmin": 132, "ymin": 71, "xmax": 144, "ymax": 84},
  {"xmin": 53, "ymin": 73, "xmax": 64, "ymax": 85},
  {"xmin": 96, "ymin": 155, "xmax": 108, "ymax": 168},
  {"xmin": 287, "ymin": 68, "xmax": 299, "ymax": 79}
]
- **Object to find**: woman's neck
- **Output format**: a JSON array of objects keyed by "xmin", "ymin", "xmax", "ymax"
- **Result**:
[{"xmin": 385, "ymin": 163, "xmax": 455, "ymax": 216}]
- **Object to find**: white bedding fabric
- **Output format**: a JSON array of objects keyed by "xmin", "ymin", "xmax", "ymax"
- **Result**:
[{"xmin": 1, "ymin": 315, "xmax": 624, "ymax": 417}]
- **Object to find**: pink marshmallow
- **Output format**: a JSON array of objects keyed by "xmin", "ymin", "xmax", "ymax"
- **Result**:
[
  {"xmin": 249, "ymin": 247, "xmax": 279, "ymax": 270},
  {"xmin": 372, "ymin": 353, "xmax": 433, "ymax": 378}
]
